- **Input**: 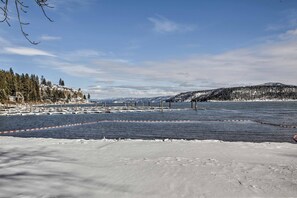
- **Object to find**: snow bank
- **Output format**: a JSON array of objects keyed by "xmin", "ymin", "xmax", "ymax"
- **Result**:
[{"xmin": 0, "ymin": 137, "xmax": 296, "ymax": 197}]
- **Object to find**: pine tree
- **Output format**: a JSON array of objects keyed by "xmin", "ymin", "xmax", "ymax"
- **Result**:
[
  {"xmin": 59, "ymin": 78, "xmax": 65, "ymax": 86},
  {"xmin": 0, "ymin": 70, "xmax": 8, "ymax": 99},
  {"xmin": 0, "ymin": 89, "xmax": 7, "ymax": 103},
  {"xmin": 41, "ymin": 75, "xmax": 46, "ymax": 85}
]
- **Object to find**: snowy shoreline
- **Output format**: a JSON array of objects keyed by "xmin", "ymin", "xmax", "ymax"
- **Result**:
[
  {"xmin": 1, "ymin": 137, "xmax": 296, "ymax": 197},
  {"xmin": 0, "ymin": 105, "xmax": 172, "ymax": 116},
  {"xmin": 1, "ymin": 100, "xmax": 297, "ymax": 116}
]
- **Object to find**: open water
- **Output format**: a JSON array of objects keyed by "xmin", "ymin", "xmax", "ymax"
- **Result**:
[{"xmin": 0, "ymin": 102, "xmax": 297, "ymax": 143}]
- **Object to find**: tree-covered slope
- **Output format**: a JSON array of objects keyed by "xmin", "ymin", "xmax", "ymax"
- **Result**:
[
  {"xmin": 167, "ymin": 83, "xmax": 297, "ymax": 102},
  {"xmin": 0, "ymin": 68, "xmax": 84, "ymax": 104}
]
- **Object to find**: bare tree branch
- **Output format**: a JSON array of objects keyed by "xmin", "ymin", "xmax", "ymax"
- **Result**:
[{"xmin": 0, "ymin": 0, "xmax": 53, "ymax": 45}]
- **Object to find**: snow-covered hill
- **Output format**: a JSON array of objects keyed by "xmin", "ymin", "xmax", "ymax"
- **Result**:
[
  {"xmin": 40, "ymin": 84, "xmax": 85, "ymax": 103},
  {"xmin": 167, "ymin": 83, "xmax": 297, "ymax": 102}
]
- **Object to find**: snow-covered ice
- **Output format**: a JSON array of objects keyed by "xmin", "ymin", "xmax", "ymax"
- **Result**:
[{"xmin": 0, "ymin": 137, "xmax": 296, "ymax": 197}]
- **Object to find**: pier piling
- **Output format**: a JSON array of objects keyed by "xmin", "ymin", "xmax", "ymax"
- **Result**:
[
  {"xmin": 160, "ymin": 101, "xmax": 163, "ymax": 112},
  {"xmin": 195, "ymin": 100, "xmax": 197, "ymax": 111}
]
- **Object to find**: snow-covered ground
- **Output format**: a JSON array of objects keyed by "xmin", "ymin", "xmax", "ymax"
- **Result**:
[{"xmin": 0, "ymin": 137, "xmax": 296, "ymax": 197}]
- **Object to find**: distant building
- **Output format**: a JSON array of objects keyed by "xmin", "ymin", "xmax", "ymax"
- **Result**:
[{"xmin": 9, "ymin": 92, "xmax": 24, "ymax": 103}]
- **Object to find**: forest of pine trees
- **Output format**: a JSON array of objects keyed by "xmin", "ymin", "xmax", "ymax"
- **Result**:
[
  {"xmin": 0, "ymin": 68, "xmax": 40, "ymax": 103},
  {"xmin": 0, "ymin": 68, "xmax": 84, "ymax": 104}
]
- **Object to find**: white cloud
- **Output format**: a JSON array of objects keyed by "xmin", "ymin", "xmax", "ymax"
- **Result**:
[
  {"xmin": 36, "ymin": 59, "xmax": 103, "ymax": 77},
  {"xmin": 59, "ymin": 65, "xmax": 102, "ymax": 77},
  {"xmin": 28, "ymin": 27, "xmax": 297, "ymax": 99},
  {"xmin": 65, "ymin": 49, "xmax": 106, "ymax": 58},
  {"xmin": 4, "ymin": 47, "xmax": 56, "ymax": 57},
  {"xmin": 50, "ymin": 0, "xmax": 94, "ymax": 12},
  {"xmin": 0, "ymin": 36, "xmax": 10, "ymax": 46},
  {"xmin": 21, "ymin": 28, "xmax": 297, "ymax": 99},
  {"xmin": 148, "ymin": 15, "xmax": 195, "ymax": 33},
  {"xmin": 88, "ymin": 86, "xmax": 177, "ymax": 99},
  {"xmin": 279, "ymin": 29, "xmax": 297, "ymax": 39},
  {"xmin": 88, "ymin": 28, "xmax": 297, "ymax": 98},
  {"xmin": 58, "ymin": 49, "xmax": 111, "ymax": 62},
  {"xmin": 266, "ymin": 9, "xmax": 297, "ymax": 31},
  {"xmin": 40, "ymin": 35, "xmax": 62, "ymax": 41}
]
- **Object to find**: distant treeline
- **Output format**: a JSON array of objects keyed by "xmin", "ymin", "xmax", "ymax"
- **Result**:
[
  {"xmin": 0, "ymin": 68, "xmax": 82, "ymax": 104},
  {"xmin": 0, "ymin": 68, "xmax": 41, "ymax": 103}
]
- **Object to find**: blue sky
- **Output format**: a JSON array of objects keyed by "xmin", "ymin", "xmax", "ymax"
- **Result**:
[{"xmin": 1, "ymin": 0, "xmax": 297, "ymax": 98}]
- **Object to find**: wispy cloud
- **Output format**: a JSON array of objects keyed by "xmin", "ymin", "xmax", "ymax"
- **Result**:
[
  {"xmin": 14, "ymin": 27, "xmax": 297, "ymax": 99},
  {"xmin": 279, "ymin": 28, "xmax": 297, "ymax": 39},
  {"xmin": 40, "ymin": 35, "xmax": 62, "ymax": 41},
  {"xmin": 3, "ymin": 47, "xmax": 56, "ymax": 57},
  {"xmin": 36, "ymin": 59, "xmax": 103, "ymax": 78},
  {"xmin": 85, "ymin": 28, "xmax": 297, "ymax": 98},
  {"xmin": 148, "ymin": 15, "xmax": 195, "ymax": 33},
  {"xmin": 65, "ymin": 49, "xmax": 106, "ymax": 58},
  {"xmin": 266, "ymin": 9, "xmax": 297, "ymax": 31},
  {"xmin": 50, "ymin": 0, "xmax": 94, "ymax": 12},
  {"xmin": 88, "ymin": 85, "xmax": 178, "ymax": 99},
  {"xmin": 0, "ymin": 36, "xmax": 10, "ymax": 46}
]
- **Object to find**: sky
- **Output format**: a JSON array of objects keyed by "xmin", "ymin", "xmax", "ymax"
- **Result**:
[{"xmin": 1, "ymin": 0, "xmax": 297, "ymax": 99}]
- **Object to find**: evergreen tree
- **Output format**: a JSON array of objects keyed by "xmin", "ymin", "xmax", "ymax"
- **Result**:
[
  {"xmin": 0, "ymin": 89, "xmax": 7, "ymax": 103},
  {"xmin": 58, "ymin": 78, "xmax": 65, "ymax": 86},
  {"xmin": 0, "ymin": 70, "xmax": 8, "ymax": 95},
  {"xmin": 7, "ymin": 68, "xmax": 17, "ymax": 96},
  {"xmin": 41, "ymin": 75, "xmax": 46, "ymax": 85}
]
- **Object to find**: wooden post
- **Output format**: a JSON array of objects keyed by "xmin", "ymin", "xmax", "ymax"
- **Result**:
[
  {"xmin": 195, "ymin": 100, "xmax": 197, "ymax": 111},
  {"xmin": 169, "ymin": 101, "xmax": 172, "ymax": 109},
  {"xmin": 160, "ymin": 100, "xmax": 163, "ymax": 112},
  {"xmin": 191, "ymin": 101, "xmax": 193, "ymax": 109}
]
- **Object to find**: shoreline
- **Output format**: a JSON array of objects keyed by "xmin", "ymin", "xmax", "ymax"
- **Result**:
[
  {"xmin": 1, "ymin": 100, "xmax": 297, "ymax": 116},
  {"xmin": 187, "ymin": 99, "xmax": 297, "ymax": 103},
  {"xmin": 1, "ymin": 136, "xmax": 296, "ymax": 197},
  {"xmin": 1, "ymin": 99, "xmax": 297, "ymax": 106},
  {"xmin": 0, "ymin": 104, "xmax": 173, "ymax": 116},
  {"xmin": 1, "ymin": 136, "xmax": 296, "ymax": 144}
]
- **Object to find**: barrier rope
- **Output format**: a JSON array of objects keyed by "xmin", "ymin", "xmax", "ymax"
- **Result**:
[
  {"xmin": 0, "ymin": 119, "xmax": 296, "ymax": 135},
  {"xmin": 0, "ymin": 120, "xmax": 194, "ymax": 134}
]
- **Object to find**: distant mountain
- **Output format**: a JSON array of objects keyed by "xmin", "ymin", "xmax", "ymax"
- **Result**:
[
  {"xmin": 167, "ymin": 83, "xmax": 297, "ymax": 102},
  {"xmin": 92, "ymin": 96, "xmax": 172, "ymax": 104}
]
